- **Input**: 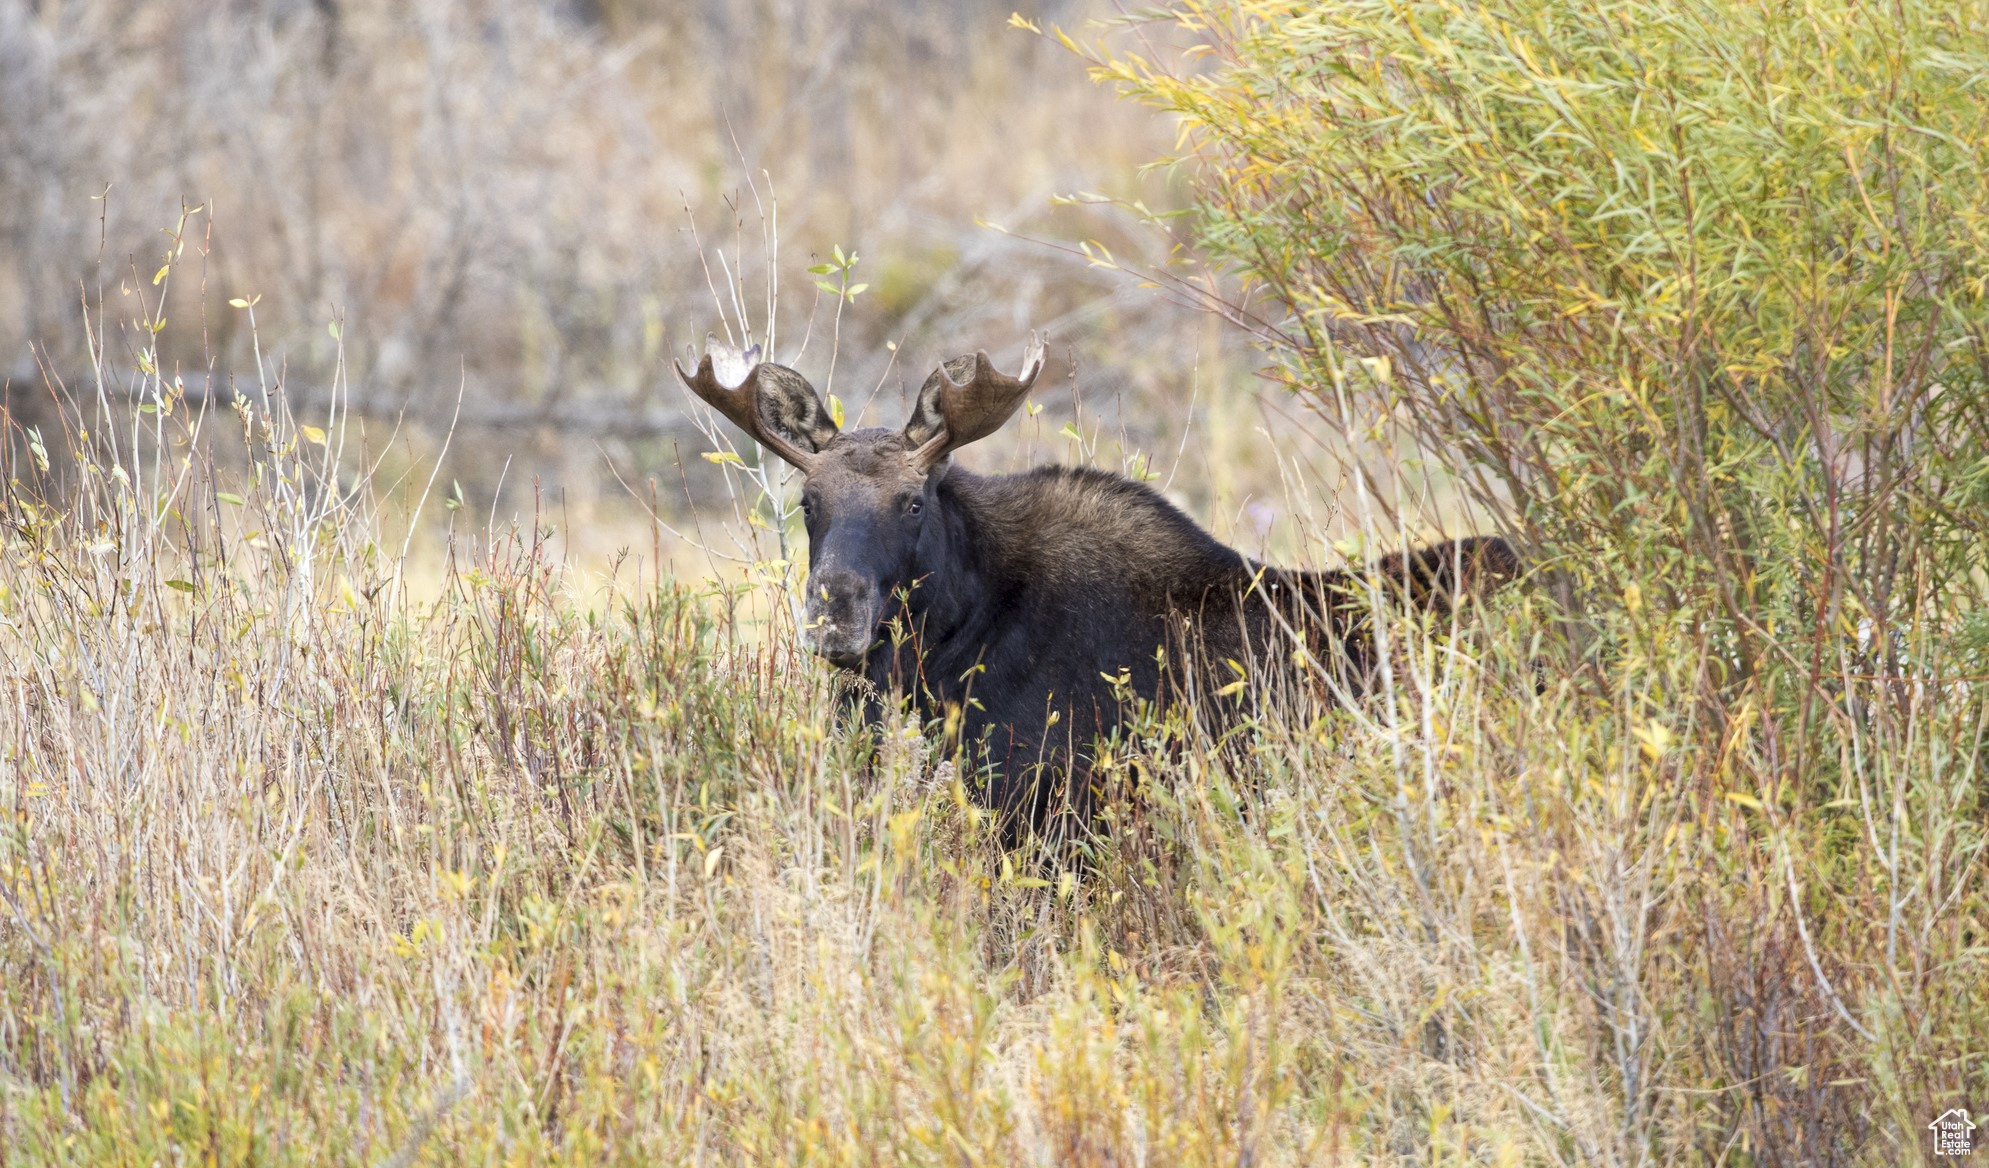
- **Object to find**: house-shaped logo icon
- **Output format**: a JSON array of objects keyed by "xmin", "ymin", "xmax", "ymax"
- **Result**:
[{"xmin": 1930, "ymin": 1108, "xmax": 1976, "ymax": 1157}]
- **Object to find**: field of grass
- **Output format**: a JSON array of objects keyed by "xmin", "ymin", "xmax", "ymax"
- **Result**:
[
  {"xmin": 0, "ymin": 273, "xmax": 1543, "ymax": 1165},
  {"xmin": 1, "ymin": 279, "xmax": 1973, "ymax": 1167},
  {"xmin": 6, "ymin": 0, "xmax": 1989, "ymax": 1164}
]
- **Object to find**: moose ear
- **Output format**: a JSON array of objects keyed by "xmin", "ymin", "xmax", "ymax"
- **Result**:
[
  {"xmin": 747, "ymin": 364, "xmax": 839, "ymax": 454},
  {"xmin": 903, "ymin": 333, "xmax": 1046, "ymax": 466},
  {"xmin": 675, "ymin": 335, "xmax": 838, "ymax": 469}
]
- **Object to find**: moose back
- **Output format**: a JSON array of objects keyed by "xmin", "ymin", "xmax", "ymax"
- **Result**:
[{"xmin": 677, "ymin": 335, "xmax": 1519, "ymax": 834}]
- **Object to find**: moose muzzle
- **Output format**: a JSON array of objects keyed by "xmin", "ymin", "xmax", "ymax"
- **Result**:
[{"xmin": 801, "ymin": 567, "xmax": 881, "ymax": 668}]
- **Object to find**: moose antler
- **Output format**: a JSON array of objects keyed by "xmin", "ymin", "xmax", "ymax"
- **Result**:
[
  {"xmin": 908, "ymin": 332, "xmax": 1047, "ymax": 466},
  {"xmin": 674, "ymin": 334, "xmax": 824, "ymax": 471}
]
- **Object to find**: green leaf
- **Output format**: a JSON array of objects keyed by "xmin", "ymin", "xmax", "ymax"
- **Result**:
[
  {"xmin": 164, "ymin": 579, "xmax": 196, "ymax": 593},
  {"xmin": 217, "ymin": 492, "xmax": 246, "ymax": 507}
]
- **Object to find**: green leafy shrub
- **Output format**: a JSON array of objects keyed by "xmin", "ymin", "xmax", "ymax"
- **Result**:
[{"xmin": 1075, "ymin": 0, "xmax": 1989, "ymax": 1159}]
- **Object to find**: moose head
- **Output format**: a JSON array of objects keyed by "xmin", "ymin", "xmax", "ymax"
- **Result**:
[{"xmin": 676, "ymin": 334, "xmax": 1046, "ymax": 667}]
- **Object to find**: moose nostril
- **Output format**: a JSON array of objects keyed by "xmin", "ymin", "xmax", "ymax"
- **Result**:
[
  {"xmin": 806, "ymin": 570, "xmax": 870, "ymax": 609},
  {"xmin": 801, "ymin": 570, "xmax": 881, "ymax": 664}
]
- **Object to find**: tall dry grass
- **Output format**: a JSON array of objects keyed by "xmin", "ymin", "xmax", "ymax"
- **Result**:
[
  {"xmin": 0, "ymin": 211, "xmax": 1952, "ymax": 1166},
  {"xmin": 0, "ymin": 265, "xmax": 1534, "ymax": 1164}
]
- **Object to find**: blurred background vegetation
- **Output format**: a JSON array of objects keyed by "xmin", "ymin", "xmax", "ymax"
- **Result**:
[{"xmin": 0, "ymin": 0, "xmax": 1387, "ymax": 576}]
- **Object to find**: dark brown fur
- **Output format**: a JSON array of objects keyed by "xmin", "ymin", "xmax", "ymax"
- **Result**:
[{"xmin": 846, "ymin": 456, "xmax": 1519, "ymax": 832}]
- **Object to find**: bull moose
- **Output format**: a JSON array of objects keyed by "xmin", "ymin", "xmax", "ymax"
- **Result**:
[{"xmin": 677, "ymin": 334, "xmax": 1518, "ymax": 837}]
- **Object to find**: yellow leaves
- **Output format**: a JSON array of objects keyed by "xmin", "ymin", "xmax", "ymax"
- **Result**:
[
  {"xmin": 1216, "ymin": 657, "xmax": 1248, "ymax": 698},
  {"xmin": 436, "ymin": 866, "xmax": 475, "ymax": 901},
  {"xmin": 702, "ymin": 450, "xmax": 744, "ymax": 466},
  {"xmin": 392, "ymin": 917, "xmax": 439, "ymax": 957},
  {"xmin": 888, "ymin": 807, "xmax": 923, "ymax": 853},
  {"xmin": 1634, "ymin": 719, "xmax": 1676, "ymax": 761},
  {"xmin": 998, "ymin": 851, "xmax": 1049, "ymax": 889},
  {"xmin": 1559, "ymin": 286, "xmax": 1617, "ymax": 319}
]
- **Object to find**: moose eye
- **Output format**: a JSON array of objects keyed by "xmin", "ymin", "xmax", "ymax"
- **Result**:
[{"xmin": 905, "ymin": 497, "xmax": 923, "ymax": 517}]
